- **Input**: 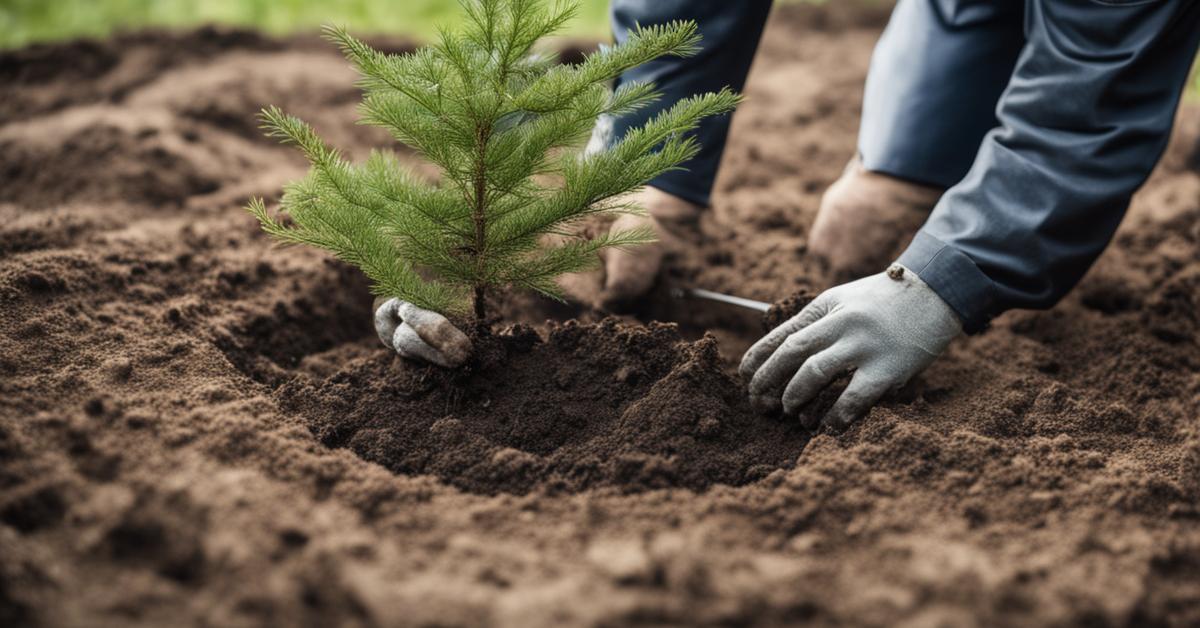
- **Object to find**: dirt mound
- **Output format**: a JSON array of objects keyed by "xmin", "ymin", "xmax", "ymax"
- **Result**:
[
  {"xmin": 3, "ymin": 4, "xmax": 1200, "ymax": 626},
  {"xmin": 0, "ymin": 26, "xmax": 280, "ymax": 123},
  {"xmin": 280, "ymin": 320, "xmax": 807, "ymax": 495},
  {"xmin": 0, "ymin": 114, "xmax": 222, "ymax": 208}
]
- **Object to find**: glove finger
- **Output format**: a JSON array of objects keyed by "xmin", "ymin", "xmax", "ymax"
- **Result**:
[
  {"xmin": 747, "ymin": 315, "xmax": 839, "ymax": 412},
  {"xmin": 822, "ymin": 368, "xmax": 893, "ymax": 432},
  {"xmin": 373, "ymin": 297, "xmax": 401, "ymax": 349},
  {"xmin": 739, "ymin": 293, "xmax": 832, "ymax": 381},
  {"xmin": 396, "ymin": 302, "xmax": 472, "ymax": 367},
  {"xmin": 781, "ymin": 346, "xmax": 859, "ymax": 424},
  {"xmin": 392, "ymin": 322, "xmax": 460, "ymax": 368}
]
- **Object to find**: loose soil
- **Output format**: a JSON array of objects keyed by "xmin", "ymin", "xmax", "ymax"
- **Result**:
[{"xmin": 3, "ymin": 5, "xmax": 1200, "ymax": 626}]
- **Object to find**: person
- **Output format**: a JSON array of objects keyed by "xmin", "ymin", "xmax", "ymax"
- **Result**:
[{"xmin": 376, "ymin": 0, "xmax": 1200, "ymax": 430}]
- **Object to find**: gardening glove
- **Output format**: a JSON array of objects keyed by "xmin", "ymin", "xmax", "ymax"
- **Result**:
[
  {"xmin": 739, "ymin": 264, "xmax": 962, "ymax": 431},
  {"xmin": 373, "ymin": 297, "xmax": 472, "ymax": 368},
  {"xmin": 809, "ymin": 157, "xmax": 943, "ymax": 284},
  {"xmin": 569, "ymin": 186, "xmax": 703, "ymax": 310}
]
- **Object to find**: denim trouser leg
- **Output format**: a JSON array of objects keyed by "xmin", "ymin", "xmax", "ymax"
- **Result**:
[{"xmin": 606, "ymin": 0, "xmax": 773, "ymax": 207}]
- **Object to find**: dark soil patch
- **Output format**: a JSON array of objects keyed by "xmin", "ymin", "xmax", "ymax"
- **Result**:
[{"xmin": 280, "ymin": 320, "xmax": 808, "ymax": 495}]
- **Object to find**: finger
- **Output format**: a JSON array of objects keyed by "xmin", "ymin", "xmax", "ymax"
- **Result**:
[
  {"xmin": 747, "ymin": 314, "xmax": 840, "ymax": 400},
  {"xmin": 396, "ymin": 302, "xmax": 472, "ymax": 367},
  {"xmin": 374, "ymin": 297, "xmax": 401, "ymax": 349},
  {"xmin": 738, "ymin": 293, "xmax": 831, "ymax": 381},
  {"xmin": 781, "ymin": 346, "xmax": 859, "ymax": 422},
  {"xmin": 393, "ymin": 323, "xmax": 458, "ymax": 368},
  {"xmin": 822, "ymin": 368, "xmax": 893, "ymax": 432}
]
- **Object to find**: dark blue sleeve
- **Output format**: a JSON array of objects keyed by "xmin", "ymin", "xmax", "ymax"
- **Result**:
[
  {"xmin": 898, "ymin": 0, "xmax": 1200, "ymax": 333},
  {"xmin": 606, "ymin": 0, "xmax": 773, "ymax": 207},
  {"xmin": 859, "ymin": 0, "xmax": 1024, "ymax": 189}
]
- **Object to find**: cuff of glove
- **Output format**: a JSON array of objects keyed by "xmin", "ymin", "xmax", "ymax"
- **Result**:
[{"xmin": 896, "ymin": 231, "xmax": 997, "ymax": 334}]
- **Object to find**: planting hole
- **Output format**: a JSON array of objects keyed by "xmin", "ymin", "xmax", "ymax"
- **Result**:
[{"xmin": 271, "ymin": 317, "xmax": 809, "ymax": 495}]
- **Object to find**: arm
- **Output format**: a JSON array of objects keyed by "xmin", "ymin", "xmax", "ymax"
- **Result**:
[
  {"xmin": 899, "ymin": 0, "xmax": 1200, "ymax": 333},
  {"xmin": 743, "ymin": 1, "xmax": 1200, "ymax": 430}
]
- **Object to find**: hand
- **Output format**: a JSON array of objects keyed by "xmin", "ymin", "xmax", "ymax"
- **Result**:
[
  {"xmin": 560, "ymin": 186, "xmax": 703, "ymax": 311},
  {"xmin": 808, "ymin": 157, "xmax": 942, "ymax": 284},
  {"xmin": 374, "ymin": 297, "xmax": 472, "ymax": 368},
  {"xmin": 739, "ymin": 265, "xmax": 962, "ymax": 430},
  {"xmin": 594, "ymin": 209, "xmax": 665, "ymax": 310}
]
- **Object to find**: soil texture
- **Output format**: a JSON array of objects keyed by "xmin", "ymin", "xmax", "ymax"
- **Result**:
[{"xmin": 3, "ymin": 4, "xmax": 1200, "ymax": 626}]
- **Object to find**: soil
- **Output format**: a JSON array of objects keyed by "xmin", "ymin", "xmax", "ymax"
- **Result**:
[{"xmin": 3, "ymin": 4, "xmax": 1200, "ymax": 626}]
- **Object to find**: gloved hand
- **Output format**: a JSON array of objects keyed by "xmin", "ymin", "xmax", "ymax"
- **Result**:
[
  {"xmin": 373, "ymin": 297, "xmax": 472, "ymax": 368},
  {"xmin": 560, "ymin": 186, "xmax": 703, "ymax": 311},
  {"xmin": 808, "ymin": 157, "xmax": 943, "ymax": 284},
  {"xmin": 739, "ymin": 264, "xmax": 962, "ymax": 430},
  {"xmin": 595, "ymin": 209, "xmax": 666, "ymax": 309}
]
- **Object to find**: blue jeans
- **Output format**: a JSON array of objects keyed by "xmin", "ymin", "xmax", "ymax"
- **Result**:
[
  {"xmin": 606, "ymin": 0, "xmax": 1200, "ymax": 332},
  {"xmin": 607, "ymin": 0, "xmax": 773, "ymax": 207}
]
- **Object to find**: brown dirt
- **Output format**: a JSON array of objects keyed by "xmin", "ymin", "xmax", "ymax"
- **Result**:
[
  {"xmin": 282, "ymin": 320, "xmax": 808, "ymax": 496},
  {"xmin": 3, "ymin": 4, "xmax": 1200, "ymax": 626}
]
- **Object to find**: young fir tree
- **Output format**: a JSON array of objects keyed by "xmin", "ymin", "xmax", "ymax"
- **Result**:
[{"xmin": 248, "ymin": 0, "xmax": 739, "ymax": 325}]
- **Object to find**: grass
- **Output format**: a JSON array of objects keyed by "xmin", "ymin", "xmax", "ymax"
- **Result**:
[
  {"xmin": 2, "ymin": 1, "xmax": 1195, "ymax": 99},
  {"xmin": 0, "ymin": 0, "xmax": 611, "ymax": 49}
]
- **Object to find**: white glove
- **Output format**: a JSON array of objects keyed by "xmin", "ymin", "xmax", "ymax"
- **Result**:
[
  {"xmin": 374, "ymin": 297, "xmax": 472, "ymax": 368},
  {"xmin": 739, "ymin": 264, "xmax": 962, "ymax": 430}
]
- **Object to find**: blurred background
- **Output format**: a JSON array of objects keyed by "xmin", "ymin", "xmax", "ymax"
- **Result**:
[
  {"xmin": 0, "ymin": 0, "xmax": 1194, "ymax": 98},
  {"xmin": 0, "ymin": 0, "xmax": 611, "ymax": 48}
]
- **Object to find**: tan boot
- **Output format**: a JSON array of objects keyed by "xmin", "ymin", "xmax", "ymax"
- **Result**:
[
  {"xmin": 560, "ymin": 186, "xmax": 704, "ymax": 311},
  {"xmin": 808, "ymin": 157, "xmax": 944, "ymax": 284}
]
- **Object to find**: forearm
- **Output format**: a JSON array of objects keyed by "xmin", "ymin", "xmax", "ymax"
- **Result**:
[{"xmin": 900, "ymin": 1, "xmax": 1200, "ymax": 332}]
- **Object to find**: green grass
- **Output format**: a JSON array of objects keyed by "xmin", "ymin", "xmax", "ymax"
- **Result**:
[
  {"xmin": 0, "ymin": 0, "xmax": 611, "ymax": 49},
  {"xmin": 2, "ymin": 0, "xmax": 1195, "ymax": 100}
]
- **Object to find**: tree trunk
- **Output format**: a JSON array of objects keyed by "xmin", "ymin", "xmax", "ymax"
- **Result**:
[
  {"xmin": 470, "ymin": 124, "xmax": 490, "ymax": 328},
  {"xmin": 473, "ymin": 285, "xmax": 486, "ymax": 325}
]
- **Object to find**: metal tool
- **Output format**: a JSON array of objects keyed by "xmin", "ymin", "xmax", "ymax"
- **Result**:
[{"xmin": 672, "ymin": 286, "xmax": 771, "ymax": 312}]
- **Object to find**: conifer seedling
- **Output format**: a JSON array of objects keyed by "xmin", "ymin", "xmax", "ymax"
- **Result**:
[{"xmin": 248, "ymin": 0, "xmax": 740, "ymax": 328}]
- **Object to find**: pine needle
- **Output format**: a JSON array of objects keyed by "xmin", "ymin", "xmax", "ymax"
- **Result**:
[{"xmin": 248, "ymin": 0, "xmax": 739, "ymax": 321}]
